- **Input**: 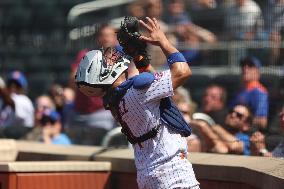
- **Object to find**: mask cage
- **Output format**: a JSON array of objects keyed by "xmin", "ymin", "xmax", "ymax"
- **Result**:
[{"xmin": 99, "ymin": 47, "xmax": 125, "ymax": 82}]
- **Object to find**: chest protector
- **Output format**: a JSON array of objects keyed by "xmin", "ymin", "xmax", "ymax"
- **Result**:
[{"xmin": 103, "ymin": 72, "xmax": 192, "ymax": 146}]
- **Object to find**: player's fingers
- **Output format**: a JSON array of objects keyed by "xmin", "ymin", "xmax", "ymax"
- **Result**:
[
  {"xmin": 139, "ymin": 20, "xmax": 153, "ymax": 32},
  {"xmin": 146, "ymin": 17, "xmax": 156, "ymax": 29},
  {"xmin": 139, "ymin": 36, "xmax": 152, "ymax": 42},
  {"xmin": 153, "ymin": 18, "xmax": 160, "ymax": 29}
]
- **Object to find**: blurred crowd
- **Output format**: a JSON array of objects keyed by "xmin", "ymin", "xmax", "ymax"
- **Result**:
[
  {"xmin": 126, "ymin": 0, "xmax": 284, "ymax": 66},
  {"xmin": 0, "ymin": 0, "xmax": 283, "ymax": 160},
  {"xmin": 172, "ymin": 56, "xmax": 284, "ymax": 158}
]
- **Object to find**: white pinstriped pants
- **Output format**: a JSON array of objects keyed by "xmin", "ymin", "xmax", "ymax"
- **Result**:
[{"xmin": 137, "ymin": 155, "xmax": 200, "ymax": 189}]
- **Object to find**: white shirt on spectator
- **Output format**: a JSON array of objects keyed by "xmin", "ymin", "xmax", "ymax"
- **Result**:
[{"xmin": 11, "ymin": 93, "xmax": 34, "ymax": 128}]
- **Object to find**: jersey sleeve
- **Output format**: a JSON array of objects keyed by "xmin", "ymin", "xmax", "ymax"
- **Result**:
[{"xmin": 143, "ymin": 70, "xmax": 174, "ymax": 102}]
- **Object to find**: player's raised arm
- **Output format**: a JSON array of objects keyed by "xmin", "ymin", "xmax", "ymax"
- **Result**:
[{"xmin": 139, "ymin": 17, "xmax": 192, "ymax": 89}]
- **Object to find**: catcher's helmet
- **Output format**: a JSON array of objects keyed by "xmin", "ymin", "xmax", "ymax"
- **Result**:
[{"xmin": 75, "ymin": 47, "xmax": 130, "ymax": 97}]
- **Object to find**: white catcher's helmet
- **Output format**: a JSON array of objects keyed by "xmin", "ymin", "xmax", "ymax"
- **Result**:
[{"xmin": 75, "ymin": 47, "xmax": 130, "ymax": 97}]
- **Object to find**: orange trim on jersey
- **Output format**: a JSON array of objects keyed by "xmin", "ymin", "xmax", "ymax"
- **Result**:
[{"xmin": 246, "ymin": 81, "xmax": 267, "ymax": 93}]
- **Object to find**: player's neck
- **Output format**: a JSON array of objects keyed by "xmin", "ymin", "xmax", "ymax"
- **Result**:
[{"xmin": 112, "ymin": 73, "xmax": 127, "ymax": 88}]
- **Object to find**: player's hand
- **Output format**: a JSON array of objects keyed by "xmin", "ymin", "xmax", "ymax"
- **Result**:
[
  {"xmin": 250, "ymin": 131, "xmax": 266, "ymax": 155},
  {"xmin": 139, "ymin": 17, "xmax": 169, "ymax": 47}
]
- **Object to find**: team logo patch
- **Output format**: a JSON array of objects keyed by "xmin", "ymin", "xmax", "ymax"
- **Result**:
[{"xmin": 154, "ymin": 72, "xmax": 163, "ymax": 80}]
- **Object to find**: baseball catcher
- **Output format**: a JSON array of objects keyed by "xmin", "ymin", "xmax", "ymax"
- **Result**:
[{"xmin": 75, "ymin": 17, "xmax": 200, "ymax": 189}]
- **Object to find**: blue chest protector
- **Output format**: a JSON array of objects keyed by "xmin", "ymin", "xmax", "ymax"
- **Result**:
[
  {"xmin": 160, "ymin": 97, "xmax": 191, "ymax": 137},
  {"xmin": 103, "ymin": 72, "xmax": 192, "ymax": 143}
]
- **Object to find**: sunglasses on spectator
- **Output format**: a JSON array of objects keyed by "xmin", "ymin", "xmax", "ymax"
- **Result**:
[{"xmin": 229, "ymin": 109, "xmax": 246, "ymax": 120}]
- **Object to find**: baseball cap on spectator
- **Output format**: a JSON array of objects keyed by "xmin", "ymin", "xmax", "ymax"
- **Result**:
[
  {"xmin": 7, "ymin": 71, "xmax": 28, "ymax": 90},
  {"xmin": 40, "ymin": 109, "xmax": 61, "ymax": 125},
  {"xmin": 240, "ymin": 56, "xmax": 262, "ymax": 69}
]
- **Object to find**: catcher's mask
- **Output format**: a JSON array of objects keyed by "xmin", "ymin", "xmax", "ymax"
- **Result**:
[{"xmin": 75, "ymin": 47, "xmax": 130, "ymax": 97}]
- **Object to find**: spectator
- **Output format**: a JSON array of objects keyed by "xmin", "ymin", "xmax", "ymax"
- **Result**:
[
  {"xmin": 48, "ymin": 84, "xmax": 65, "ymax": 118},
  {"xmin": 66, "ymin": 48, "xmax": 116, "ymax": 145},
  {"xmin": 34, "ymin": 95, "xmax": 56, "ymax": 126},
  {"xmin": 165, "ymin": 0, "xmax": 217, "ymax": 43},
  {"xmin": 63, "ymin": 87, "xmax": 75, "ymax": 105},
  {"xmin": 164, "ymin": 0, "xmax": 191, "ymax": 26},
  {"xmin": 95, "ymin": 24, "xmax": 119, "ymax": 49},
  {"xmin": 189, "ymin": 0, "xmax": 218, "ymax": 10},
  {"xmin": 191, "ymin": 104, "xmax": 253, "ymax": 155},
  {"xmin": 66, "ymin": 24, "xmax": 119, "ymax": 146},
  {"xmin": 94, "ymin": 23, "xmax": 137, "ymax": 76},
  {"xmin": 173, "ymin": 86, "xmax": 201, "ymax": 152},
  {"xmin": 23, "ymin": 95, "xmax": 56, "ymax": 142},
  {"xmin": 3, "ymin": 71, "xmax": 34, "ymax": 139},
  {"xmin": 62, "ymin": 87, "xmax": 75, "ymax": 127},
  {"xmin": 173, "ymin": 86, "xmax": 197, "ymax": 118},
  {"xmin": 224, "ymin": 0, "xmax": 263, "ymax": 40},
  {"xmin": 200, "ymin": 84, "xmax": 228, "ymax": 126},
  {"xmin": 250, "ymin": 105, "xmax": 284, "ymax": 158},
  {"xmin": 262, "ymin": 0, "xmax": 284, "ymax": 65},
  {"xmin": 127, "ymin": 0, "xmax": 145, "ymax": 19},
  {"xmin": 139, "ymin": 0, "xmax": 169, "ymax": 69},
  {"xmin": 164, "ymin": 0, "xmax": 217, "ymax": 64},
  {"xmin": 0, "ymin": 76, "xmax": 15, "ymax": 129},
  {"xmin": 39, "ymin": 109, "xmax": 71, "ymax": 145},
  {"xmin": 263, "ymin": 0, "xmax": 284, "ymax": 36},
  {"xmin": 231, "ymin": 56, "xmax": 268, "ymax": 129},
  {"xmin": 144, "ymin": 0, "xmax": 168, "ymax": 31}
]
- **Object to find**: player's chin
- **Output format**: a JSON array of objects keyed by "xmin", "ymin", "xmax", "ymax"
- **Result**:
[{"xmin": 78, "ymin": 85, "xmax": 106, "ymax": 97}]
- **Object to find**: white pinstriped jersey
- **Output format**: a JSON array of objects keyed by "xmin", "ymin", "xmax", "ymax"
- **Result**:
[{"xmin": 118, "ymin": 70, "xmax": 200, "ymax": 189}]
